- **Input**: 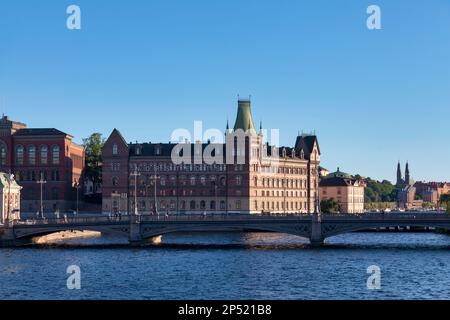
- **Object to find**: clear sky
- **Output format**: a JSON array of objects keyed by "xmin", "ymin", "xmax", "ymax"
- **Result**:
[{"xmin": 1, "ymin": 0, "xmax": 449, "ymax": 182}]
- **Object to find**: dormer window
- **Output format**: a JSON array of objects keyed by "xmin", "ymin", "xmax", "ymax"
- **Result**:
[
  {"xmin": 136, "ymin": 146, "xmax": 141, "ymax": 155},
  {"xmin": 112, "ymin": 144, "xmax": 118, "ymax": 155},
  {"xmin": 155, "ymin": 147, "xmax": 161, "ymax": 155}
]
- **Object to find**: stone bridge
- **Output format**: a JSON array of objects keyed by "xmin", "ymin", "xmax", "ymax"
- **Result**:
[{"xmin": 0, "ymin": 213, "xmax": 449, "ymax": 247}]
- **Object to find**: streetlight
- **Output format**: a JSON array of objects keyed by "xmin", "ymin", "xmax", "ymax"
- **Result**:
[
  {"xmin": 130, "ymin": 167, "xmax": 140, "ymax": 216},
  {"xmin": 37, "ymin": 173, "xmax": 47, "ymax": 219},
  {"xmin": 73, "ymin": 180, "xmax": 80, "ymax": 216}
]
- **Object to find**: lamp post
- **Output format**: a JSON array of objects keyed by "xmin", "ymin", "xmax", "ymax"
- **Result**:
[
  {"xmin": 37, "ymin": 173, "xmax": 47, "ymax": 219},
  {"xmin": 73, "ymin": 180, "xmax": 80, "ymax": 216},
  {"xmin": 130, "ymin": 167, "xmax": 140, "ymax": 216},
  {"xmin": 151, "ymin": 165, "xmax": 160, "ymax": 215}
]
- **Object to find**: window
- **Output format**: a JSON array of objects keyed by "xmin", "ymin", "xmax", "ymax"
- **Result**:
[
  {"xmin": 51, "ymin": 170, "xmax": 59, "ymax": 181},
  {"xmin": 112, "ymin": 177, "xmax": 119, "ymax": 186},
  {"xmin": 200, "ymin": 200, "xmax": 206, "ymax": 210},
  {"xmin": 190, "ymin": 176, "xmax": 196, "ymax": 186},
  {"xmin": 52, "ymin": 145, "xmax": 60, "ymax": 164},
  {"xmin": 40, "ymin": 145, "xmax": 48, "ymax": 164},
  {"xmin": 236, "ymin": 200, "xmax": 241, "ymax": 210},
  {"xmin": 220, "ymin": 200, "xmax": 226, "ymax": 210},
  {"xmin": 236, "ymin": 175, "xmax": 242, "ymax": 186},
  {"xmin": 28, "ymin": 145, "xmax": 36, "ymax": 165},
  {"xmin": 190, "ymin": 200, "xmax": 196, "ymax": 210},
  {"xmin": 16, "ymin": 145, "xmax": 24, "ymax": 165},
  {"xmin": 180, "ymin": 201, "xmax": 186, "ymax": 210},
  {"xmin": 210, "ymin": 200, "xmax": 216, "ymax": 210},
  {"xmin": 200, "ymin": 176, "xmax": 206, "ymax": 186},
  {"xmin": 0, "ymin": 141, "xmax": 6, "ymax": 165},
  {"xmin": 112, "ymin": 144, "xmax": 118, "ymax": 155},
  {"xmin": 52, "ymin": 188, "xmax": 59, "ymax": 200}
]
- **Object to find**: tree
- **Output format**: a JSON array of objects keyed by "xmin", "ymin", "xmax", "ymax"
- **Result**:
[
  {"xmin": 439, "ymin": 193, "xmax": 450, "ymax": 213},
  {"xmin": 320, "ymin": 198, "xmax": 340, "ymax": 214},
  {"xmin": 83, "ymin": 133, "xmax": 105, "ymax": 185}
]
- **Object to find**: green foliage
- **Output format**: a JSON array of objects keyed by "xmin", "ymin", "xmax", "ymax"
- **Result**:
[
  {"xmin": 83, "ymin": 133, "xmax": 105, "ymax": 183},
  {"xmin": 320, "ymin": 198, "xmax": 340, "ymax": 214},
  {"xmin": 361, "ymin": 176, "xmax": 397, "ymax": 203},
  {"xmin": 422, "ymin": 202, "xmax": 435, "ymax": 209}
]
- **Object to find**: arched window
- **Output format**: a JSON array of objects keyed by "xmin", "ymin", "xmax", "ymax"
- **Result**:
[
  {"xmin": 0, "ymin": 141, "xmax": 6, "ymax": 165},
  {"xmin": 190, "ymin": 200, "xmax": 196, "ymax": 210},
  {"xmin": 16, "ymin": 145, "xmax": 24, "ymax": 165},
  {"xmin": 200, "ymin": 200, "xmax": 206, "ymax": 210},
  {"xmin": 112, "ymin": 144, "xmax": 118, "ymax": 155},
  {"xmin": 200, "ymin": 176, "xmax": 206, "ymax": 186},
  {"xmin": 180, "ymin": 200, "xmax": 186, "ymax": 210},
  {"xmin": 210, "ymin": 200, "xmax": 216, "ymax": 210},
  {"xmin": 190, "ymin": 176, "xmax": 196, "ymax": 186},
  {"xmin": 39, "ymin": 145, "xmax": 48, "ymax": 165},
  {"xmin": 220, "ymin": 176, "xmax": 226, "ymax": 186},
  {"xmin": 28, "ymin": 145, "xmax": 36, "ymax": 165},
  {"xmin": 220, "ymin": 200, "xmax": 226, "ymax": 210},
  {"xmin": 112, "ymin": 177, "xmax": 119, "ymax": 186},
  {"xmin": 52, "ymin": 145, "xmax": 60, "ymax": 164}
]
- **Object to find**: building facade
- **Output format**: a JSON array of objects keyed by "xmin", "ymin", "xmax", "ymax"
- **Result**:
[
  {"xmin": 319, "ymin": 168, "xmax": 365, "ymax": 214},
  {"xmin": 102, "ymin": 100, "xmax": 321, "ymax": 215},
  {"xmin": 0, "ymin": 115, "xmax": 85, "ymax": 213},
  {"xmin": 0, "ymin": 172, "xmax": 22, "ymax": 223},
  {"xmin": 414, "ymin": 181, "xmax": 450, "ymax": 204}
]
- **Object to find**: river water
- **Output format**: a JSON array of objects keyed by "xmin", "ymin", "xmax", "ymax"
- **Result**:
[{"xmin": 1, "ymin": 232, "xmax": 449, "ymax": 300}]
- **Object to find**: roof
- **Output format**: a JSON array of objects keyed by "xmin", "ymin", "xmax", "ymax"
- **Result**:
[
  {"xmin": 14, "ymin": 128, "xmax": 70, "ymax": 137},
  {"xmin": 233, "ymin": 100, "xmax": 256, "ymax": 132},
  {"xmin": 129, "ymin": 142, "xmax": 227, "ymax": 158},
  {"xmin": 319, "ymin": 176, "xmax": 358, "ymax": 187},
  {"xmin": 294, "ymin": 134, "xmax": 320, "ymax": 159},
  {"xmin": 324, "ymin": 168, "xmax": 353, "ymax": 179}
]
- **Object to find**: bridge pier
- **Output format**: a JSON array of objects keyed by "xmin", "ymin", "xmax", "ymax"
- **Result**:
[
  {"xmin": 0, "ymin": 227, "xmax": 31, "ymax": 247},
  {"xmin": 310, "ymin": 214, "xmax": 324, "ymax": 247}
]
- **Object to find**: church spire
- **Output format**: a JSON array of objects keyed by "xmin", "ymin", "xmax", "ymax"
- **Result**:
[
  {"xmin": 396, "ymin": 161, "xmax": 402, "ymax": 186},
  {"xmin": 405, "ymin": 162, "xmax": 410, "ymax": 185}
]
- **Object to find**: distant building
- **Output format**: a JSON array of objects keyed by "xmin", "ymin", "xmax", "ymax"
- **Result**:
[
  {"xmin": 318, "ymin": 166, "xmax": 329, "ymax": 178},
  {"xmin": 102, "ymin": 99, "xmax": 321, "ymax": 215},
  {"xmin": 414, "ymin": 181, "xmax": 450, "ymax": 205},
  {"xmin": 0, "ymin": 172, "xmax": 22, "ymax": 223},
  {"xmin": 0, "ymin": 115, "xmax": 85, "ymax": 213},
  {"xmin": 319, "ymin": 168, "xmax": 365, "ymax": 214},
  {"xmin": 396, "ymin": 161, "xmax": 419, "ymax": 209}
]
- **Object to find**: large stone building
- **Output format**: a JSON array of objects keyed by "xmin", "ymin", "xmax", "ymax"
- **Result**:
[
  {"xmin": 319, "ymin": 168, "xmax": 365, "ymax": 214},
  {"xmin": 0, "ymin": 172, "xmax": 22, "ymax": 224},
  {"xmin": 102, "ymin": 99, "xmax": 321, "ymax": 215},
  {"xmin": 0, "ymin": 115, "xmax": 85, "ymax": 213}
]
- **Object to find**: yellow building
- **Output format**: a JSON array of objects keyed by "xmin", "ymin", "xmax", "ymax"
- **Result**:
[{"xmin": 319, "ymin": 168, "xmax": 365, "ymax": 214}]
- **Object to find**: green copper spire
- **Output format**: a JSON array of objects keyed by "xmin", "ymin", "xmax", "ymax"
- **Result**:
[{"xmin": 233, "ymin": 99, "xmax": 255, "ymax": 131}]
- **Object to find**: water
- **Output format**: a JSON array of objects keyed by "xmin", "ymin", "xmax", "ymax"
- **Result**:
[{"xmin": 1, "ymin": 232, "xmax": 449, "ymax": 300}]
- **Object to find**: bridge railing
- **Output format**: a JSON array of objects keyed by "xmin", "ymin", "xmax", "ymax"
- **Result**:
[{"xmin": 13, "ymin": 212, "xmax": 450, "ymax": 227}]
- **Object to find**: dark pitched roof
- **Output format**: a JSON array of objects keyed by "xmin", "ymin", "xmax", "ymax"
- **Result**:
[
  {"xmin": 319, "ymin": 177, "xmax": 356, "ymax": 187},
  {"xmin": 295, "ymin": 135, "xmax": 320, "ymax": 158},
  {"xmin": 14, "ymin": 128, "xmax": 69, "ymax": 137},
  {"xmin": 129, "ymin": 142, "xmax": 227, "ymax": 158}
]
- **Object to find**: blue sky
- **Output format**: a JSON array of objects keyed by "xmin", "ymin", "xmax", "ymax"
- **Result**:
[{"xmin": 1, "ymin": 0, "xmax": 449, "ymax": 182}]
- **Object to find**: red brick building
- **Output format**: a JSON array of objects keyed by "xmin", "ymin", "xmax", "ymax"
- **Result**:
[
  {"xmin": 102, "ymin": 100, "xmax": 320, "ymax": 215},
  {"xmin": 0, "ymin": 115, "xmax": 85, "ymax": 213}
]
